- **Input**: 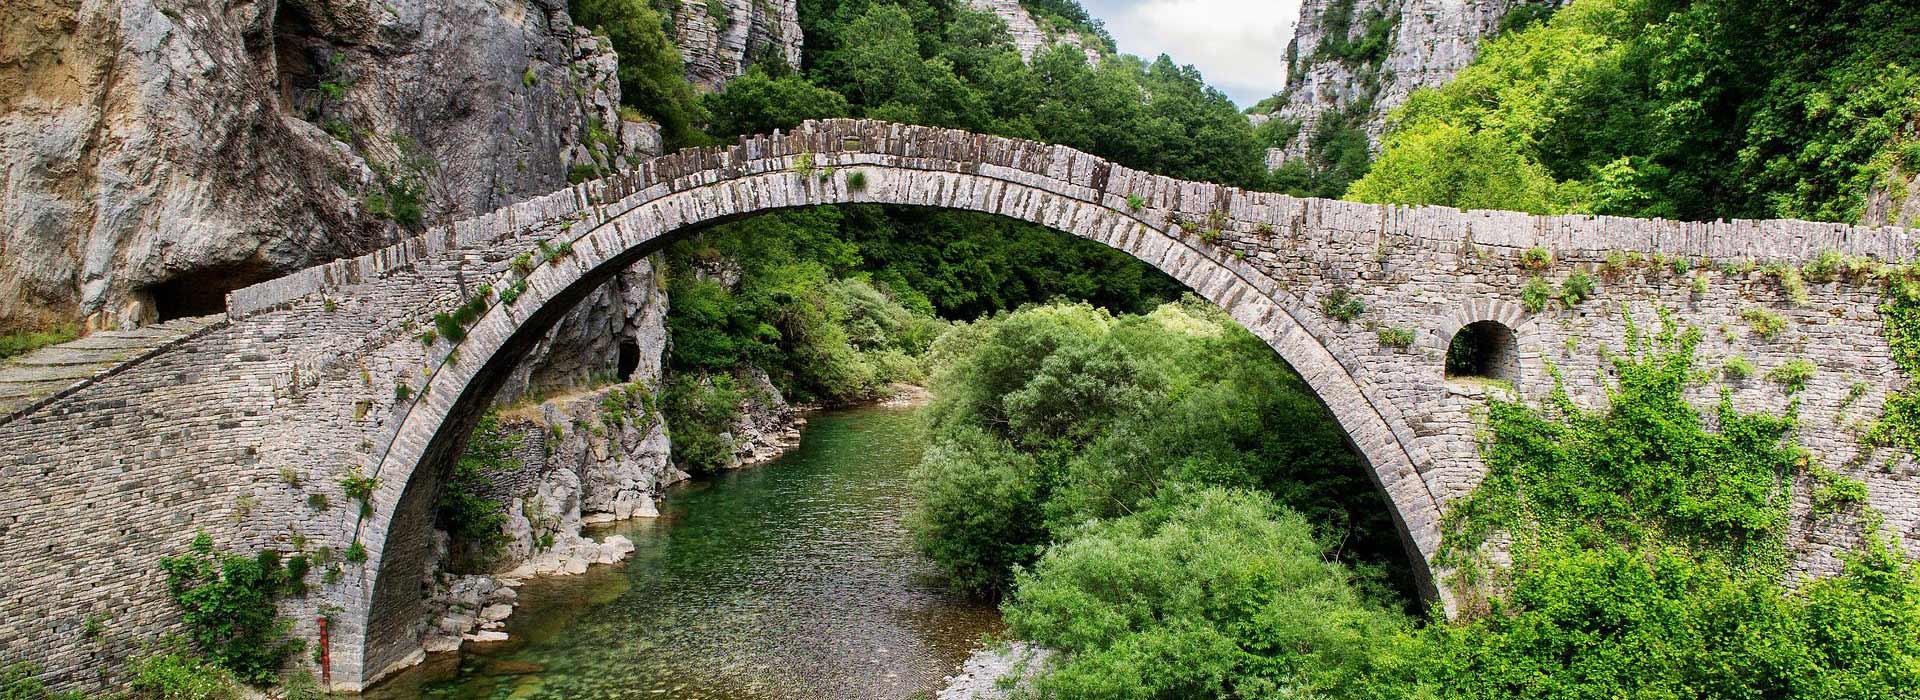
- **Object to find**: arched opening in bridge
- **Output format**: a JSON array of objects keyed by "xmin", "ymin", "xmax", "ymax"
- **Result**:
[
  {"xmin": 352, "ymin": 161, "xmax": 1440, "ymax": 693},
  {"xmin": 1445, "ymin": 320, "xmax": 1520, "ymax": 384}
]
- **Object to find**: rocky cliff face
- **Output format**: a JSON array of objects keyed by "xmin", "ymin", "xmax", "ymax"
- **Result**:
[
  {"xmin": 1260, "ymin": 0, "xmax": 1558, "ymax": 165},
  {"xmin": 965, "ymin": 0, "xmax": 1100, "ymax": 64},
  {"xmin": 0, "ymin": 0, "xmax": 658, "ymax": 331},
  {"xmin": 673, "ymin": 0, "xmax": 803, "ymax": 91}
]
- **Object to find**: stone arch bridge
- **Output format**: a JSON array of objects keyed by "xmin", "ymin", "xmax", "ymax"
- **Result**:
[{"xmin": 4, "ymin": 119, "xmax": 1920, "ymax": 691}]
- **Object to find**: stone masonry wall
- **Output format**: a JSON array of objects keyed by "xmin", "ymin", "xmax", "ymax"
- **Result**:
[{"xmin": 5, "ymin": 120, "xmax": 1920, "ymax": 693}]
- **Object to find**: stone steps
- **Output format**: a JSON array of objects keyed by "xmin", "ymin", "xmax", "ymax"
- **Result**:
[{"xmin": 0, "ymin": 315, "xmax": 223, "ymax": 416}]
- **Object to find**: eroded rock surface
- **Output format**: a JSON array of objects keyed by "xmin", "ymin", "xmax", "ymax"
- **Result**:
[
  {"xmin": 0, "ymin": 0, "xmax": 657, "ymax": 329},
  {"xmin": 1259, "ymin": 0, "xmax": 1559, "ymax": 164},
  {"xmin": 673, "ymin": 0, "xmax": 803, "ymax": 91},
  {"xmin": 965, "ymin": 0, "xmax": 1101, "ymax": 64}
]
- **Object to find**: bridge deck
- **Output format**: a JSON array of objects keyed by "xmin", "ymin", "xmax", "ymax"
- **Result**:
[{"xmin": 0, "ymin": 315, "xmax": 224, "ymax": 417}]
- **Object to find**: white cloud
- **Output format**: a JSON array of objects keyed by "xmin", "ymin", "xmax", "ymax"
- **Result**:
[{"xmin": 1080, "ymin": 0, "xmax": 1301, "ymax": 107}]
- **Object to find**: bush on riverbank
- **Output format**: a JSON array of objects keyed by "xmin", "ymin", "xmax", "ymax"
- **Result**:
[{"xmin": 911, "ymin": 298, "xmax": 1412, "ymax": 601}]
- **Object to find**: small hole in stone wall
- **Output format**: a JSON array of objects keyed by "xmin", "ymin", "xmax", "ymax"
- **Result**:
[
  {"xmin": 1445, "ymin": 320, "xmax": 1520, "ymax": 384},
  {"xmin": 148, "ymin": 260, "xmax": 280, "ymax": 322},
  {"xmin": 617, "ymin": 339, "xmax": 640, "ymax": 380}
]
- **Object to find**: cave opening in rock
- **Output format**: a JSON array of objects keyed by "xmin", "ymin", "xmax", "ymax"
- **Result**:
[
  {"xmin": 617, "ymin": 338, "xmax": 641, "ymax": 380},
  {"xmin": 148, "ymin": 260, "xmax": 280, "ymax": 322}
]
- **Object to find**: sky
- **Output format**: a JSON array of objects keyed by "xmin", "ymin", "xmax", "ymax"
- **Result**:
[{"xmin": 1077, "ymin": 0, "xmax": 1304, "ymax": 108}]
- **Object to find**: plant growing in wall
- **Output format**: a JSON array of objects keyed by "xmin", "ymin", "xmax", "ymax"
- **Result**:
[
  {"xmin": 1768, "ymin": 358, "xmax": 1816, "ymax": 393},
  {"xmin": 1722, "ymin": 356, "xmax": 1755, "ymax": 380},
  {"xmin": 158, "ymin": 533, "xmax": 304, "ymax": 684},
  {"xmin": 1520, "ymin": 246, "xmax": 1553, "ymax": 271},
  {"xmin": 1522, "ymin": 276, "xmax": 1553, "ymax": 313},
  {"xmin": 538, "ymin": 239, "xmax": 574, "ymax": 264},
  {"xmin": 1377, "ymin": 326, "xmax": 1415, "ymax": 350},
  {"xmin": 1808, "ymin": 466, "xmax": 1870, "ymax": 517},
  {"xmin": 1127, "ymin": 194, "xmax": 1146, "ymax": 212},
  {"xmin": 1560, "ymin": 270, "xmax": 1596, "ymax": 306},
  {"xmin": 340, "ymin": 468, "xmax": 378, "ymax": 518},
  {"xmin": 1320, "ymin": 288, "xmax": 1365, "ymax": 322},
  {"xmin": 847, "ymin": 171, "xmax": 868, "ymax": 192},
  {"xmin": 1740, "ymin": 307, "xmax": 1788, "ymax": 340}
]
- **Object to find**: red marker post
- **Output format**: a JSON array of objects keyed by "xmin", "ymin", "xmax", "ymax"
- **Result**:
[{"xmin": 317, "ymin": 616, "xmax": 331, "ymax": 689}]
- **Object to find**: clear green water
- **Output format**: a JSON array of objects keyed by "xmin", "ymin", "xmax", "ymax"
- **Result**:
[{"xmin": 367, "ymin": 405, "xmax": 1001, "ymax": 700}]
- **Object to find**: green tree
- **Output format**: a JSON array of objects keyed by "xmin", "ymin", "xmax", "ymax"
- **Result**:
[
  {"xmin": 702, "ymin": 66, "xmax": 853, "ymax": 139},
  {"xmin": 570, "ymin": 0, "xmax": 710, "ymax": 147}
]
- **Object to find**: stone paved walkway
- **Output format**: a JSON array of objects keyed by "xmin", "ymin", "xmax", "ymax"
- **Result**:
[{"xmin": 0, "ymin": 315, "xmax": 223, "ymax": 416}]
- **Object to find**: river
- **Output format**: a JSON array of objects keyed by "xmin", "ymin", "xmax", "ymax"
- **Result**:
[{"xmin": 367, "ymin": 404, "xmax": 1001, "ymax": 700}]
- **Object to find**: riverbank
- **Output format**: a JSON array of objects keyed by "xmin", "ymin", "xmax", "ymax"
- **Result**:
[{"xmin": 371, "ymin": 404, "xmax": 998, "ymax": 700}]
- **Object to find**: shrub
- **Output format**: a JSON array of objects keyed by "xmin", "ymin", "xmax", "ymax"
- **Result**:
[
  {"xmin": 1768, "ymin": 358, "xmax": 1817, "ymax": 393},
  {"xmin": 1741, "ymin": 307, "xmax": 1789, "ymax": 340},
  {"xmin": 1004, "ymin": 488, "xmax": 1414, "ymax": 699},
  {"xmin": 1446, "ymin": 314, "xmax": 1799, "ymax": 567},
  {"xmin": 909, "ymin": 427, "xmax": 1045, "ymax": 597},
  {"xmin": 127, "ymin": 643, "xmax": 240, "ymax": 700},
  {"xmin": 662, "ymin": 373, "xmax": 745, "ymax": 476},
  {"xmin": 1560, "ymin": 269, "xmax": 1595, "ymax": 305},
  {"xmin": 1722, "ymin": 355, "xmax": 1754, "ymax": 380},
  {"xmin": 846, "ymin": 170, "xmax": 867, "ymax": 192},
  {"xmin": 158, "ymin": 534, "xmax": 302, "ymax": 684},
  {"xmin": 1377, "ymin": 326, "xmax": 1415, "ymax": 349},
  {"xmin": 1320, "ymin": 288, "xmax": 1365, "ymax": 321},
  {"xmin": 1520, "ymin": 245, "xmax": 1554, "ymax": 270},
  {"xmin": 441, "ymin": 412, "xmax": 518, "ymax": 570},
  {"xmin": 1521, "ymin": 276, "xmax": 1553, "ymax": 312}
]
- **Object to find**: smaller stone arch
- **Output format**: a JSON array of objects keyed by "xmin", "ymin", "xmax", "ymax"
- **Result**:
[{"xmin": 1435, "ymin": 299, "xmax": 1540, "ymax": 392}]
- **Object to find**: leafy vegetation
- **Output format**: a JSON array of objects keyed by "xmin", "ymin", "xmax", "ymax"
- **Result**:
[
  {"xmin": 0, "ymin": 323, "xmax": 78, "ymax": 360},
  {"xmin": 440, "ymin": 412, "xmax": 519, "ymax": 569},
  {"xmin": 928, "ymin": 307, "xmax": 1920, "ymax": 697},
  {"xmin": 570, "ymin": 0, "xmax": 710, "ymax": 147},
  {"xmin": 1348, "ymin": 0, "xmax": 1920, "ymax": 223},
  {"xmin": 0, "ymin": 664, "xmax": 84, "ymax": 700},
  {"xmin": 910, "ymin": 299, "xmax": 1413, "ymax": 602},
  {"xmin": 158, "ymin": 533, "xmax": 303, "ymax": 685}
]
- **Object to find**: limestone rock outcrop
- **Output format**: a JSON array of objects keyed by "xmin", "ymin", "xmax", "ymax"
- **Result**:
[
  {"xmin": 1258, "ymin": 0, "xmax": 1560, "ymax": 165},
  {"xmin": 722, "ymin": 366, "xmax": 804, "ymax": 469},
  {"xmin": 965, "ymin": 0, "xmax": 1101, "ymax": 64},
  {"xmin": 0, "ymin": 0, "xmax": 658, "ymax": 330},
  {"xmin": 673, "ymin": 0, "xmax": 803, "ymax": 91}
]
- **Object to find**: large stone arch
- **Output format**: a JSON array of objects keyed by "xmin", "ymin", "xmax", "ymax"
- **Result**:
[{"xmin": 335, "ymin": 122, "xmax": 1447, "ymax": 686}]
